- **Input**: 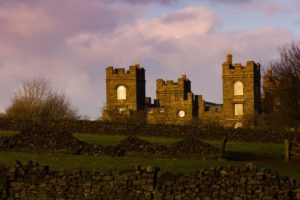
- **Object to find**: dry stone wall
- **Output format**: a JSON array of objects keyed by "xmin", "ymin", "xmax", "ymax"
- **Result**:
[{"xmin": 0, "ymin": 161, "xmax": 300, "ymax": 200}]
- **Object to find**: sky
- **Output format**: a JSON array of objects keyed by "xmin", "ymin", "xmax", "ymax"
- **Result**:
[{"xmin": 0, "ymin": 0, "xmax": 299, "ymax": 119}]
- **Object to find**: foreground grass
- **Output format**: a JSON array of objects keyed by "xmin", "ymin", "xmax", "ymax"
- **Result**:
[
  {"xmin": 0, "ymin": 131, "xmax": 284, "ymax": 159},
  {"xmin": 73, "ymin": 133, "xmax": 180, "ymax": 146},
  {"xmin": 0, "ymin": 130, "xmax": 295, "ymax": 180},
  {"xmin": 74, "ymin": 133, "xmax": 284, "ymax": 159},
  {"xmin": 0, "ymin": 130, "xmax": 17, "ymax": 138},
  {"xmin": 0, "ymin": 150, "xmax": 299, "ymax": 181}
]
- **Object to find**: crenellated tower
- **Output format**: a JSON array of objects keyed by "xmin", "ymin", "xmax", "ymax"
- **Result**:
[
  {"xmin": 104, "ymin": 64, "xmax": 146, "ymax": 119},
  {"xmin": 222, "ymin": 53, "xmax": 261, "ymax": 127},
  {"xmin": 147, "ymin": 74, "xmax": 198, "ymax": 124},
  {"xmin": 156, "ymin": 74, "xmax": 191, "ymax": 107}
]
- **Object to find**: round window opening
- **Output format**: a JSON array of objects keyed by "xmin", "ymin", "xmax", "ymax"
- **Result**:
[
  {"xmin": 234, "ymin": 122, "xmax": 243, "ymax": 129},
  {"xmin": 178, "ymin": 110, "xmax": 186, "ymax": 118}
]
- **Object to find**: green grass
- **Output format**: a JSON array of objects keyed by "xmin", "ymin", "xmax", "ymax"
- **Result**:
[
  {"xmin": 0, "ymin": 130, "xmax": 297, "ymax": 181},
  {"xmin": 0, "ymin": 130, "xmax": 17, "ymax": 137},
  {"xmin": 1, "ymin": 131, "xmax": 284, "ymax": 159},
  {"xmin": 74, "ymin": 133, "xmax": 283, "ymax": 158},
  {"xmin": 0, "ymin": 150, "xmax": 299, "ymax": 181},
  {"xmin": 73, "ymin": 133, "xmax": 180, "ymax": 146}
]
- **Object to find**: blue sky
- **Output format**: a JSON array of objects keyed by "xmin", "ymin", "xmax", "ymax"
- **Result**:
[{"xmin": 0, "ymin": 0, "xmax": 299, "ymax": 119}]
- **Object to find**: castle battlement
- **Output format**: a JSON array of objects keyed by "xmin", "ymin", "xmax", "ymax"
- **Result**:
[
  {"xmin": 105, "ymin": 64, "xmax": 146, "ymax": 112},
  {"xmin": 106, "ymin": 64, "xmax": 145, "ymax": 79},
  {"xmin": 104, "ymin": 53, "xmax": 264, "ymax": 128},
  {"xmin": 156, "ymin": 75, "xmax": 190, "ymax": 91},
  {"xmin": 222, "ymin": 53, "xmax": 260, "ymax": 74}
]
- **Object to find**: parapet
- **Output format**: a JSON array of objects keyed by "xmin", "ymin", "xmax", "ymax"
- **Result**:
[
  {"xmin": 222, "ymin": 53, "xmax": 260, "ymax": 74},
  {"xmin": 106, "ymin": 64, "xmax": 145, "ymax": 79},
  {"xmin": 156, "ymin": 74, "xmax": 191, "ymax": 91}
]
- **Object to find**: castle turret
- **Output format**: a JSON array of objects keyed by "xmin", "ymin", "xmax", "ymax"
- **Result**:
[
  {"xmin": 222, "ymin": 53, "xmax": 261, "ymax": 128},
  {"xmin": 104, "ymin": 64, "xmax": 146, "ymax": 119},
  {"xmin": 147, "ymin": 74, "xmax": 197, "ymax": 125}
]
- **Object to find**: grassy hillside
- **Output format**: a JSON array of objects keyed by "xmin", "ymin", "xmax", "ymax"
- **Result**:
[{"xmin": 0, "ymin": 130, "xmax": 298, "ymax": 181}]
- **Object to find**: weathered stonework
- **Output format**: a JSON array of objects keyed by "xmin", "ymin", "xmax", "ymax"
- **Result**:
[
  {"xmin": 222, "ymin": 53, "xmax": 261, "ymax": 127},
  {"xmin": 103, "ymin": 53, "xmax": 264, "ymax": 127},
  {"xmin": 1, "ymin": 161, "xmax": 300, "ymax": 200},
  {"xmin": 147, "ymin": 75, "xmax": 199, "ymax": 124},
  {"xmin": 103, "ymin": 64, "xmax": 146, "ymax": 120}
]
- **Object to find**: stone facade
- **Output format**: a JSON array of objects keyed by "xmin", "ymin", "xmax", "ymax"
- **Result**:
[
  {"xmin": 103, "ymin": 64, "xmax": 146, "ymax": 120},
  {"xmin": 147, "ymin": 76, "xmax": 200, "ymax": 124},
  {"xmin": 103, "ymin": 53, "xmax": 266, "ymax": 127},
  {"xmin": 222, "ymin": 53, "xmax": 261, "ymax": 127}
]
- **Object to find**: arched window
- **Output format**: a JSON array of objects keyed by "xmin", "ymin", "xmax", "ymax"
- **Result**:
[
  {"xmin": 117, "ymin": 85, "xmax": 126, "ymax": 100},
  {"xmin": 234, "ymin": 81, "xmax": 243, "ymax": 96}
]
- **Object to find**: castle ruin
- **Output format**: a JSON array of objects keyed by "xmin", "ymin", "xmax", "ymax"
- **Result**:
[{"xmin": 103, "ymin": 53, "xmax": 274, "ymax": 128}]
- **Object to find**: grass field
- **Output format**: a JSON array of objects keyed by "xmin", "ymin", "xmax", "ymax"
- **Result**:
[
  {"xmin": 0, "ymin": 131, "xmax": 283, "ymax": 158},
  {"xmin": 73, "ymin": 133, "xmax": 284, "ymax": 160},
  {"xmin": 0, "ymin": 150, "xmax": 299, "ymax": 181},
  {"xmin": 0, "ymin": 130, "xmax": 299, "ymax": 181},
  {"xmin": 0, "ymin": 130, "xmax": 17, "ymax": 138}
]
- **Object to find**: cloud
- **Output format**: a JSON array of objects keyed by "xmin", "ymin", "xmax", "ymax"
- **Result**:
[
  {"xmin": 294, "ymin": 0, "xmax": 300, "ymax": 10},
  {"xmin": 0, "ymin": 6, "xmax": 58, "ymax": 37},
  {"xmin": 208, "ymin": 0, "xmax": 287, "ymax": 15},
  {"xmin": 66, "ymin": 6, "xmax": 293, "ymax": 104},
  {"xmin": 0, "ymin": 1, "xmax": 145, "ymax": 44},
  {"xmin": 108, "ymin": 0, "xmax": 178, "ymax": 5},
  {"xmin": 0, "ymin": 0, "xmax": 147, "ymax": 119},
  {"xmin": 0, "ymin": 2, "xmax": 295, "ymax": 119},
  {"xmin": 210, "ymin": 0, "xmax": 253, "ymax": 4},
  {"xmin": 68, "ymin": 7, "xmax": 218, "ymax": 45},
  {"xmin": 246, "ymin": 0, "xmax": 284, "ymax": 15}
]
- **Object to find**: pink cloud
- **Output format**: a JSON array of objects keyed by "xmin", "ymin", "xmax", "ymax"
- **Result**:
[
  {"xmin": 294, "ymin": 0, "xmax": 300, "ymax": 10},
  {"xmin": 0, "ymin": 1, "xmax": 146, "ymax": 52},
  {"xmin": 108, "ymin": 0, "xmax": 178, "ymax": 5},
  {"xmin": 66, "ymin": 6, "xmax": 293, "ymax": 104},
  {"xmin": 210, "ymin": 0, "xmax": 253, "ymax": 4},
  {"xmin": 245, "ymin": 0, "xmax": 287, "ymax": 15},
  {"xmin": 67, "ymin": 7, "xmax": 219, "ymax": 51},
  {"xmin": 0, "ymin": 3, "xmax": 295, "ymax": 119},
  {"xmin": 0, "ymin": 5, "xmax": 58, "ymax": 36},
  {"xmin": 0, "ymin": 0, "xmax": 147, "ymax": 118}
]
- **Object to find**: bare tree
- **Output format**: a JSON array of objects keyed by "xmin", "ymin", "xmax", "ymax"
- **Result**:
[
  {"xmin": 6, "ymin": 78, "xmax": 78, "ymax": 120},
  {"xmin": 267, "ymin": 41, "xmax": 300, "ymax": 126}
]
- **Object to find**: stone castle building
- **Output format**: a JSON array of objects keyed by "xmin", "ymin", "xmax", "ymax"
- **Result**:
[{"xmin": 103, "ymin": 53, "xmax": 273, "ymax": 128}]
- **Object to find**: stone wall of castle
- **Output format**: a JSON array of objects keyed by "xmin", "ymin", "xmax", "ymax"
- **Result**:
[
  {"xmin": 202, "ymin": 104, "xmax": 223, "ymax": 125},
  {"xmin": 156, "ymin": 75, "xmax": 191, "ymax": 107},
  {"xmin": 222, "ymin": 53, "xmax": 261, "ymax": 128},
  {"xmin": 103, "ymin": 54, "xmax": 264, "ymax": 127},
  {"xmin": 147, "ymin": 75, "xmax": 198, "ymax": 124},
  {"xmin": 104, "ymin": 64, "xmax": 146, "ymax": 120}
]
